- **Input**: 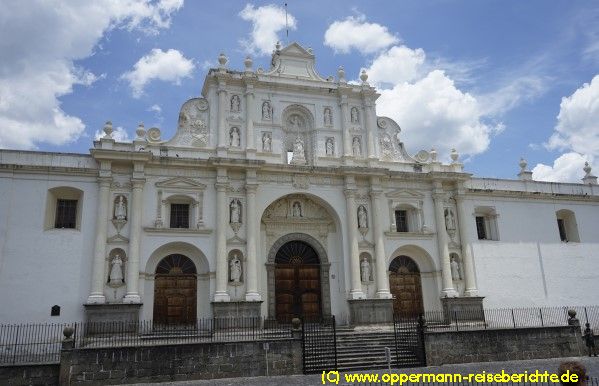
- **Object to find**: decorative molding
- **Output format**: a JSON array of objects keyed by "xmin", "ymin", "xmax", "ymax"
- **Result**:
[
  {"xmin": 143, "ymin": 227, "xmax": 213, "ymax": 235},
  {"xmin": 384, "ymin": 231, "xmax": 435, "ymax": 239}
]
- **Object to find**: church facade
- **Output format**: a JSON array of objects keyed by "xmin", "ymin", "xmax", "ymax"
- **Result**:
[{"xmin": 1, "ymin": 43, "xmax": 598, "ymax": 325}]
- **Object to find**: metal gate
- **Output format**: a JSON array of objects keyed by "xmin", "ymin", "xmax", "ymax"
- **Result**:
[
  {"xmin": 393, "ymin": 313, "xmax": 426, "ymax": 367},
  {"xmin": 301, "ymin": 316, "xmax": 337, "ymax": 374}
]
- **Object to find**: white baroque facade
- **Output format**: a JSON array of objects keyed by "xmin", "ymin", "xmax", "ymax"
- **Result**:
[{"xmin": 1, "ymin": 43, "xmax": 598, "ymax": 324}]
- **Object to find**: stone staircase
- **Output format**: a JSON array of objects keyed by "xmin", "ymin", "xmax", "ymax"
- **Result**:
[{"xmin": 335, "ymin": 326, "xmax": 422, "ymax": 371}]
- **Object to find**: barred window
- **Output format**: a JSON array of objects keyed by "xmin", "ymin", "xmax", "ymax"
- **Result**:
[
  {"xmin": 395, "ymin": 210, "xmax": 409, "ymax": 232},
  {"xmin": 170, "ymin": 204, "xmax": 190, "ymax": 228},
  {"xmin": 55, "ymin": 199, "xmax": 78, "ymax": 229},
  {"xmin": 475, "ymin": 216, "xmax": 487, "ymax": 240}
]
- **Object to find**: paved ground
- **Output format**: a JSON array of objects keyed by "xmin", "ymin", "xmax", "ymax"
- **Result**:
[{"xmin": 121, "ymin": 356, "xmax": 599, "ymax": 385}]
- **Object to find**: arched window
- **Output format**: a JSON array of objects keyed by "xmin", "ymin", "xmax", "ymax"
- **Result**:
[
  {"xmin": 45, "ymin": 187, "xmax": 83, "ymax": 230},
  {"xmin": 556, "ymin": 209, "xmax": 579, "ymax": 242},
  {"xmin": 166, "ymin": 194, "xmax": 195, "ymax": 229},
  {"xmin": 474, "ymin": 206, "xmax": 499, "ymax": 240}
]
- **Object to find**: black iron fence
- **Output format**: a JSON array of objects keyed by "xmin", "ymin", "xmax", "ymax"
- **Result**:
[
  {"xmin": 423, "ymin": 305, "xmax": 599, "ymax": 332},
  {"xmin": 302, "ymin": 315, "xmax": 337, "ymax": 374},
  {"xmin": 393, "ymin": 313, "xmax": 426, "ymax": 368},
  {"xmin": 0, "ymin": 323, "xmax": 66, "ymax": 365}
]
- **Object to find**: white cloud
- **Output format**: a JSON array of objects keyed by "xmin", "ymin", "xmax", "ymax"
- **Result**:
[
  {"xmin": 94, "ymin": 126, "xmax": 131, "ymax": 142},
  {"xmin": 148, "ymin": 104, "xmax": 162, "ymax": 114},
  {"xmin": 478, "ymin": 75, "xmax": 547, "ymax": 116},
  {"xmin": 324, "ymin": 15, "xmax": 398, "ymax": 55},
  {"xmin": 375, "ymin": 70, "xmax": 498, "ymax": 158},
  {"xmin": 365, "ymin": 46, "xmax": 425, "ymax": 87},
  {"xmin": 239, "ymin": 4, "xmax": 296, "ymax": 56},
  {"xmin": 121, "ymin": 48, "xmax": 194, "ymax": 98},
  {"xmin": 546, "ymin": 75, "xmax": 599, "ymax": 155},
  {"xmin": 532, "ymin": 152, "xmax": 591, "ymax": 183},
  {"xmin": 0, "ymin": 0, "xmax": 183, "ymax": 150}
]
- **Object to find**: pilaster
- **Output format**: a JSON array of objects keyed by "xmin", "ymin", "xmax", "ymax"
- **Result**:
[
  {"xmin": 432, "ymin": 184, "xmax": 458, "ymax": 298},
  {"xmin": 344, "ymin": 186, "xmax": 365, "ymax": 299}
]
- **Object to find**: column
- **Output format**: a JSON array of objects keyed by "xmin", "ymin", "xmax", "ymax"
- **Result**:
[
  {"xmin": 123, "ymin": 179, "xmax": 144, "ymax": 303},
  {"xmin": 432, "ymin": 189, "xmax": 458, "ymax": 297},
  {"xmin": 214, "ymin": 178, "xmax": 230, "ymax": 302},
  {"xmin": 217, "ymin": 82, "xmax": 227, "ymax": 150},
  {"xmin": 245, "ymin": 182, "xmax": 261, "ymax": 301},
  {"xmin": 456, "ymin": 195, "xmax": 478, "ymax": 296},
  {"xmin": 345, "ymin": 189, "xmax": 365, "ymax": 299},
  {"xmin": 245, "ymin": 85, "xmax": 255, "ymax": 152},
  {"xmin": 86, "ymin": 177, "xmax": 111, "ymax": 304},
  {"xmin": 364, "ymin": 101, "xmax": 377, "ymax": 159},
  {"xmin": 370, "ymin": 188, "xmax": 392, "ymax": 298},
  {"xmin": 339, "ymin": 95, "xmax": 352, "ymax": 158}
]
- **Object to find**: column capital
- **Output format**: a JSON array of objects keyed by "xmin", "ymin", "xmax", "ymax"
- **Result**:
[
  {"xmin": 369, "ymin": 188, "xmax": 383, "ymax": 199},
  {"xmin": 217, "ymin": 84, "xmax": 227, "ymax": 93},
  {"xmin": 131, "ymin": 178, "xmax": 146, "ymax": 189},
  {"xmin": 344, "ymin": 189, "xmax": 357, "ymax": 199},
  {"xmin": 98, "ymin": 177, "xmax": 112, "ymax": 187},
  {"xmin": 215, "ymin": 182, "xmax": 229, "ymax": 192},
  {"xmin": 245, "ymin": 183, "xmax": 258, "ymax": 194}
]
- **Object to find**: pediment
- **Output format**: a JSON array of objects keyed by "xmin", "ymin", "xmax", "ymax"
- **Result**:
[
  {"xmin": 385, "ymin": 189, "xmax": 424, "ymax": 199},
  {"xmin": 107, "ymin": 234, "xmax": 129, "ymax": 244},
  {"xmin": 266, "ymin": 42, "xmax": 326, "ymax": 82},
  {"xmin": 279, "ymin": 42, "xmax": 314, "ymax": 59},
  {"xmin": 155, "ymin": 177, "xmax": 207, "ymax": 190}
]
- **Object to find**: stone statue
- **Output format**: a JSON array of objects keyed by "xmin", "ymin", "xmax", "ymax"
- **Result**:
[
  {"xmin": 230, "ymin": 254, "xmax": 242, "ymax": 283},
  {"xmin": 360, "ymin": 257, "xmax": 371, "ymax": 282},
  {"xmin": 326, "ymin": 138, "xmax": 334, "ymax": 156},
  {"xmin": 109, "ymin": 254, "xmax": 123, "ymax": 284},
  {"xmin": 289, "ymin": 115, "xmax": 301, "ymax": 130},
  {"xmin": 357, "ymin": 205, "xmax": 368, "ymax": 228},
  {"xmin": 294, "ymin": 136, "xmax": 304, "ymax": 155},
  {"xmin": 230, "ymin": 127, "xmax": 240, "ymax": 147},
  {"xmin": 292, "ymin": 201, "xmax": 302, "ymax": 217},
  {"xmin": 230, "ymin": 95, "xmax": 240, "ymax": 112},
  {"xmin": 352, "ymin": 137, "xmax": 361, "ymax": 157},
  {"xmin": 230, "ymin": 199, "xmax": 241, "ymax": 223},
  {"xmin": 114, "ymin": 196, "xmax": 127, "ymax": 220},
  {"xmin": 451, "ymin": 256, "xmax": 462, "ymax": 281},
  {"xmin": 351, "ymin": 107, "xmax": 359, "ymax": 123},
  {"xmin": 445, "ymin": 208, "xmax": 456, "ymax": 231},
  {"xmin": 262, "ymin": 101, "xmax": 271, "ymax": 120},
  {"xmin": 262, "ymin": 132, "xmax": 272, "ymax": 152},
  {"xmin": 324, "ymin": 108, "xmax": 332, "ymax": 126}
]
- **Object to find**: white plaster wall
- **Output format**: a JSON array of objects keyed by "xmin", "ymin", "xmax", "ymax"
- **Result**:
[{"xmin": 0, "ymin": 173, "xmax": 97, "ymax": 323}]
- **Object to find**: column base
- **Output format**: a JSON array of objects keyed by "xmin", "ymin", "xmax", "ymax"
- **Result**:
[
  {"xmin": 348, "ymin": 290, "xmax": 366, "ymax": 300},
  {"xmin": 216, "ymin": 147, "xmax": 228, "ymax": 157},
  {"xmin": 348, "ymin": 298, "xmax": 393, "ymax": 325},
  {"xmin": 441, "ymin": 296, "xmax": 485, "ymax": 322},
  {"xmin": 441, "ymin": 288, "xmax": 460, "ymax": 298},
  {"xmin": 86, "ymin": 294, "xmax": 106, "ymax": 304},
  {"xmin": 376, "ymin": 290, "xmax": 393, "ymax": 299},
  {"xmin": 84, "ymin": 303, "xmax": 141, "ymax": 333},
  {"xmin": 245, "ymin": 148, "xmax": 257, "ymax": 160},
  {"xmin": 213, "ymin": 291, "xmax": 231, "ymax": 302},
  {"xmin": 245, "ymin": 292, "xmax": 262, "ymax": 302},
  {"xmin": 123, "ymin": 294, "xmax": 141, "ymax": 304},
  {"xmin": 464, "ymin": 288, "xmax": 479, "ymax": 297}
]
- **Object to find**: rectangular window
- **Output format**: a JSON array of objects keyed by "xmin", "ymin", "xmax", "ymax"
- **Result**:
[
  {"xmin": 170, "ymin": 204, "xmax": 190, "ymax": 228},
  {"xmin": 557, "ymin": 218, "xmax": 567, "ymax": 242},
  {"xmin": 475, "ymin": 216, "xmax": 487, "ymax": 240},
  {"xmin": 395, "ymin": 210, "xmax": 408, "ymax": 232},
  {"xmin": 55, "ymin": 199, "xmax": 77, "ymax": 228}
]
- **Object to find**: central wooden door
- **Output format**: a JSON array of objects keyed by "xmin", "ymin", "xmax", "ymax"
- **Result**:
[
  {"xmin": 389, "ymin": 255, "xmax": 424, "ymax": 317},
  {"xmin": 274, "ymin": 240, "xmax": 321, "ymax": 323},
  {"xmin": 153, "ymin": 254, "xmax": 197, "ymax": 325}
]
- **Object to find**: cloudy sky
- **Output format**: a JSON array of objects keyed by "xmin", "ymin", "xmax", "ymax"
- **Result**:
[{"xmin": 1, "ymin": 0, "xmax": 598, "ymax": 182}]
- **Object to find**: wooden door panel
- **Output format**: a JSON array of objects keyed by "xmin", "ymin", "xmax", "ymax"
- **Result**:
[
  {"xmin": 390, "ymin": 272, "xmax": 423, "ymax": 316},
  {"xmin": 153, "ymin": 275, "xmax": 197, "ymax": 325},
  {"xmin": 275, "ymin": 264, "xmax": 322, "ymax": 322}
]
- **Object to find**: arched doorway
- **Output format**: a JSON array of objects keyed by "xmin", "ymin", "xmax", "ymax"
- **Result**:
[
  {"xmin": 274, "ymin": 240, "xmax": 322, "ymax": 322},
  {"xmin": 389, "ymin": 255, "xmax": 424, "ymax": 316},
  {"xmin": 153, "ymin": 254, "xmax": 197, "ymax": 325}
]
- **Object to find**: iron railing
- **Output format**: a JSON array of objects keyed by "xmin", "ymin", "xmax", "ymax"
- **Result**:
[
  {"xmin": 302, "ymin": 315, "xmax": 337, "ymax": 374},
  {"xmin": 0, "ymin": 323, "xmax": 69, "ymax": 365},
  {"xmin": 422, "ymin": 305, "xmax": 599, "ymax": 332}
]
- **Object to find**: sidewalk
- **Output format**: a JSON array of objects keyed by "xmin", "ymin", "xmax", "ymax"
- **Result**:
[{"xmin": 121, "ymin": 356, "xmax": 599, "ymax": 386}]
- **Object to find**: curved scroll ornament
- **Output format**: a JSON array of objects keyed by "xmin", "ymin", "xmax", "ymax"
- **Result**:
[{"xmin": 170, "ymin": 98, "xmax": 210, "ymax": 147}]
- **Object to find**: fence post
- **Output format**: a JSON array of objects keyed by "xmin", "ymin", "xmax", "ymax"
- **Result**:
[
  {"xmin": 12, "ymin": 325, "xmax": 19, "ymax": 364},
  {"xmin": 511, "ymin": 309, "xmax": 516, "ymax": 328},
  {"xmin": 454, "ymin": 311, "xmax": 459, "ymax": 332},
  {"xmin": 584, "ymin": 307, "xmax": 589, "ymax": 325},
  {"xmin": 540, "ymin": 308, "xmax": 544, "ymax": 327}
]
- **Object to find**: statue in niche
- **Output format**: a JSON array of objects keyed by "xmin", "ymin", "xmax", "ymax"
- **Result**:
[
  {"xmin": 326, "ymin": 138, "xmax": 334, "ymax": 156},
  {"xmin": 109, "ymin": 254, "xmax": 124, "ymax": 285},
  {"xmin": 229, "ymin": 254, "xmax": 242, "ymax": 283},
  {"xmin": 262, "ymin": 101, "xmax": 271, "ymax": 120},
  {"xmin": 451, "ymin": 256, "xmax": 462, "ymax": 281},
  {"xmin": 230, "ymin": 199, "xmax": 241, "ymax": 223},
  {"xmin": 360, "ymin": 257, "xmax": 371, "ymax": 282},
  {"xmin": 289, "ymin": 114, "xmax": 302, "ymax": 130},
  {"xmin": 294, "ymin": 136, "xmax": 304, "ymax": 155},
  {"xmin": 230, "ymin": 95, "xmax": 240, "ymax": 112},
  {"xmin": 445, "ymin": 208, "xmax": 456, "ymax": 231},
  {"xmin": 114, "ymin": 195, "xmax": 127, "ymax": 220},
  {"xmin": 357, "ymin": 205, "xmax": 368, "ymax": 228},
  {"xmin": 262, "ymin": 132, "xmax": 272, "ymax": 152},
  {"xmin": 352, "ymin": 137, "xmax": 361, "ymax": 157},
  {"xmin": 324, "ymin": 107, "xmax": 332, "ymax": 126},
  {"xmin": 230, "ymin": 127, "xmax": 240, "ymax": 147},
  {"xmin": 292, "ymin": 201, "xmax": 302, "ymax": 217},
  {"xmin": 351, "ymin": 107, "xmax": 359, "ymax": 123}
]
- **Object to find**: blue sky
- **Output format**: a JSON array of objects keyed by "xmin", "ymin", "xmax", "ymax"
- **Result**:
[{"xmin": 1, "ymin": 0, "xmax": 599, "ymax": 182}]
